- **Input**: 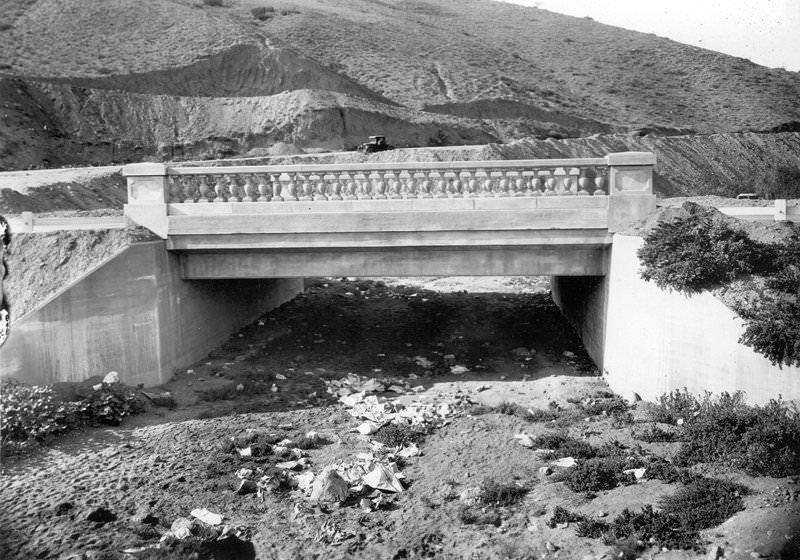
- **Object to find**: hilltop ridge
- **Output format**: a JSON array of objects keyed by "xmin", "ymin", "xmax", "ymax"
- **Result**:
[{"xmin": 1, "ymin": 0, "xmax": 799, "ymax": 170}]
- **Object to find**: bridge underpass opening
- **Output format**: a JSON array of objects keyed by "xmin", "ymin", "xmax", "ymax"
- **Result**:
[{"xmin": 184, "ymin": 275, "xmax": 601, "ymax": 410}]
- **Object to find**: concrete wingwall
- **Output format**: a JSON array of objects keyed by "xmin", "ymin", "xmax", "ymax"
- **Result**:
[
  {"xmin": 0, "ymin": 241, "xmax": 302, "ymax": 387},
  {"xmin": 553, "ymin": 234, "xmax": 800, "ymax": 405}
]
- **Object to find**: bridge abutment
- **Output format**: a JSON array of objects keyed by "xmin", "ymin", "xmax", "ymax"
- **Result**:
[{"xmin": 0, "ymin": 240, "xmax": 301, "ymax": 387}]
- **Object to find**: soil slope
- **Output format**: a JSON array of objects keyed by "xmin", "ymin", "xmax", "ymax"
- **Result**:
[{"xmin": 1, "ymin": 0, "xmax": 799, "ymax": 169}]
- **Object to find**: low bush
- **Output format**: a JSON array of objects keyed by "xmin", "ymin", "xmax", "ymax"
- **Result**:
[
  {"xmin": 202, "ymin": 0, "xmax": 223, "ymax": 6},
  {"xmin": 637, "ymin": 209, "xmax": 774, "ymax": 293},
  {"xmin": 648, "ymin": 389, "xmax": 701, "ymax": 425},
  {"xmin": 476, "ymin": 479, "xmax": 528, "ymax": 507},
  {"xmin": 560, "ymin": 456, "xmax": 634, "ymax": 493},
  {"xmin": 675, "ymin": 394, "xmax": 800, "ymax": 477},
  {"xmin": 754, "ymin": 165, "xmax": 800, "ymax": 199},
  {"xmin": 546, "ymin": 506, "xmax": 585, "ymax": 528},
  {"xmin": 634, "ymin": 424, "xmax": 679, "ymax": 443},
  {"xmin": 603, "ymin": 506, "xmax": 698, "ymax": 551},
  {"xmin": 1, "ymin": 380, "xmax": 145, "ymax": 457},
  {"xmin": 531, "ymin": 432, "xmax": 596, "ymax": 460},
  {"xmin": 737, "ymin": 297, "xmax": 800, "ymax": 367},
  {"xmin": 659, "ymin": 478, "xmax": 747, "ymax": 532}
]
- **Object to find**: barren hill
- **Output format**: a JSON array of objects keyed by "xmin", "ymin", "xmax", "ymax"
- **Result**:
[{"xmin": 1, "ymin": 0, "xmax": 799, "ymax": 170}]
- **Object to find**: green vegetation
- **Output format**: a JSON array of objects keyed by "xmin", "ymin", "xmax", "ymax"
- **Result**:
[
  {"xmin": 1, "ymin": 380, "xmax": 145, "ymax": 458},
  {"xmin": 638, "ymin": 207, "xmax": 800, "ymax": 366}
]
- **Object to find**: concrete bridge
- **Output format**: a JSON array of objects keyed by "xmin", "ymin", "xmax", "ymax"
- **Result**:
[
  {"xmin": 6, "ymin": 152, "xmax": 797, "ymax": 403},
  {"xmin": 124, "ymin": 152, "xmax": 656, "ymax": 278}
]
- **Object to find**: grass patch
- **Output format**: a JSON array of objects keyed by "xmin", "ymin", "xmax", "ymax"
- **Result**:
[
  {"xmin": 531, "ymin": 432, "xmax": 597, "ymax": 460},
  {"xmin": 468, "ymin": 401, "xmax": 559, "ymax": 422},
  {"xmin": 634, "ymin": 424, "xmax": 679, "ymax": 443},
  {"xmin": 659, "ymin": 478, "xmax": 747, "ymax": 532}
]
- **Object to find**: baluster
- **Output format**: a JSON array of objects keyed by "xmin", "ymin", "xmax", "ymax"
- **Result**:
[
  {"xmin": 198, "ymin": 175, "xmax": 211, "ymax": 202},
  {"xmin": 227, "ymin": 175, "xmax": 239, "ymax": 202},
  {"xmin": 577, "ymin": 168, "xmax": 592, "ymax": 195},
  {"xmin": 376, "ymin": 172, "xmax": 388, "ymax": 199},
  {"xmin": 464, "ymin": 170, "xmax": 478, "ymax": 198},
  {"xmin": 298, "ymin": 173, "xmax": 311, "ymax": 201},
  {"xmin": 494, "ymin": 171, "xmax": 508, "ymax": 197},
  {"xmin": 328, "ymin": 174, "xmax": 342, "ymax": 200},
  {"xmin": 242, "ymin": 175, "xmax": 256, "ymax": 202},
  {"xmin": 446, "ymin": 172, "xmax": 460, "ymax": 197},
  {"xmin": 341, "ymin": 173, "xmax": 356, "ymax": 200},
  {"xmin": 255, "ymin": 174, "xmax": 269, "ymax": 202},
  {"xmin": 310, "ymin": 174, "xmax": 324, "ymax": 201},
  {"xmin": 417, "ymin": 171, "xmax": 432, "ymax": 198},
  {"xmin": 522, "ymin": 171, "xmax": 537, "ymax": 196},
  {"xmin": 512, "ymin": 172, "xmax": 526, "ymax": 197},
  {"xmin": 403, "ymin": 173, "xmax": 417, "ymax": 198},
  {"xmin": 542, "ymin": 170, "xmax": 556, "ymax": 196},
  {"xmin": 476, "ymin": 170, "xmax": 491, "ymax": 197},
  {"xmin": 273, "ymin": 173, "xmax": 286, "ymax": 201},
  {"xmin": 593, "ymin": 171, "xmax": 607, "ymax": 196},
  {"xmin": 385, "ymin": 172, "xmax": 401, "ymax": 199},
  {"xmin": 214, "ymin": 175, "xmax": 227, "ymax": 202},
  {"xmin": 566, "ymin": 167, "xmax": 580, "ymax": 195}
]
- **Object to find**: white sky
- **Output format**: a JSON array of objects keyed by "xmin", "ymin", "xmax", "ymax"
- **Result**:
[{"xmin": 496, "ymin": 0, "xmax": 800, "ymax": 72}]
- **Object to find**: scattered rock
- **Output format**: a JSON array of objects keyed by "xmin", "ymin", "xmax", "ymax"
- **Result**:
[
  {"xmin": 450, "ymin": 365, "xmax": 469, "ymax": 375},
  {"xmin": 102, "ymin": 371, "xmax": 119, "ymax": 384},
  {"xmin": 171, "ymin": 517, "xmax": 193, "ymax": 539},
  {"xmin": 513, "ymin": 433, "xmax": 535, "ymax": 448},
  {"xmin": 310, "ymin": 468, "xmax": 349, "ymax": 504},
  {"xmin": 236, "ymin": 479, "xmax": 258, "ymax": 495},
  {"xmin": 538, "ymin": 466, "xmax": 552, "ymax": 476},
  {"xmin": 54, "ymin": 502, "xmax": 73, "ymax": 516},
  {"xmin": 562, "ymin": 351, "xmax": 575, "ymax": 358},
  {"xmin": 706, "ymin": 545, "xmax": 724, "ymax": 560}
]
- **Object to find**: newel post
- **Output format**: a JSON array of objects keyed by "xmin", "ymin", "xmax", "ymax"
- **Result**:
[
  {"xmin": 123, "ymin": 162, "xmax": 169, "ymax": 238},
  {"xmin": 606, "ymin": 152, "xmax": 657, "ymax": 232}
]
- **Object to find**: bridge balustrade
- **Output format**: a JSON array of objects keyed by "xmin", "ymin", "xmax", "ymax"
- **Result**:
[{"xmin": 162, "ymin": 159, "xmax": 612, "ymax": 204}]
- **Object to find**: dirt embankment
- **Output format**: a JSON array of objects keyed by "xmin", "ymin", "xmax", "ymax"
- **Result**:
[{"xmin": 3, "ymin": 227, "xmax": 158, "ymax": 320}]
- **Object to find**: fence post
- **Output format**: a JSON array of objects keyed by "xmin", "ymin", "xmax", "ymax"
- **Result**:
[
  {"xmin": 123, "ymin": 163, "xmax": 169, "ymax": 238},
  {"xmin": 774, "ymin": 199, "xmax": 787, "ymax": 221},
  {"xmin": 606, "ymin": 152, "xmax": 657, "ymax": 232}
]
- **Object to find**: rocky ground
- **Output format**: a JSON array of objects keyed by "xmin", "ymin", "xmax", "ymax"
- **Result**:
[{"xmin": 1, "ymin": 278, "xmax": 797, "ymax": 560}]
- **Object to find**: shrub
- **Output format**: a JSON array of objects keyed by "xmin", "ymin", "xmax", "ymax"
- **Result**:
[
  {"xmin": 648, "ymin": 389, "xmax": 701, "ymax": 425},
  {"xmin": 634, "ymin": 424, "xmax": 678, "ymax": 443},
  {"xmin": 251, "ymin": 6, "xmax": 275, "ymax": 20},
  {"xmin": 675, "ymin": 393, "xmax": 800, "ymax": 477},
  {"xmin": 477, "ymin": 479, "xmax": 528, "ymax": 507},
  {"xmin": 202, "ymin": 0, "xmax": 223, "ymax": 5},
  {"xmin": 546, "ymin": 506, "xmax": 586, "ymax": 528},
  {"xmin": 1, "ymin": 380, "xmax": 145, "ymax": 457},
  {"xmin": 603, "ymin": 506, "xmax": 698, "ymax": 552},
  {"xmin": 531, "ymin": 432, "xmax": 596, "ymax": 460},
  {"xmin": 737, "ymin": 297, "xmax": 800, "ymax": 367},
  {"xmin": 638, "ymin": 209, "xmax": 774, "ymax": 293},
  {"xmin": 659, "ymin": 478, "xmax": 747, "ymax": 532},
  {"xmin": 561, "ymin": 456, "xmax": 634, "ymax": 493}
]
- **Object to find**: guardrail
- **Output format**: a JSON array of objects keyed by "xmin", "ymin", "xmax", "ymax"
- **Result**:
[
  {"xmin": 4, "ymin": 212, "xmax": 126, "ymax": 233},
  {"xmin": 718, "ymin": 200, "xmax": 796, "ymax": 222}
]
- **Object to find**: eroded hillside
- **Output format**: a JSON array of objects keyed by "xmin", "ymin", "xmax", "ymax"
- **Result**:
[{"xmin": 1, "ymin": 0, "xmax": 799, "ymax": 171}]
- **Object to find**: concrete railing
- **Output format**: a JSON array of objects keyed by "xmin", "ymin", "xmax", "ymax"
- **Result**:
[
  {"xmin": 123, "ymin": 152, "xmax": 656, "ymax": 238},
  {"xmin": 5, "ymin": 212, "xmax": 126, "ymax": 233},
  {"xmin": 718, "ymin": 200, "xmax": 797, "ymax": 222}
]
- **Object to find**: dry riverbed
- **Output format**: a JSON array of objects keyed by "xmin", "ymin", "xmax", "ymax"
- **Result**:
[{"xmin": 1, "ymin": 278, "xmax": 797, "ymax": 560}]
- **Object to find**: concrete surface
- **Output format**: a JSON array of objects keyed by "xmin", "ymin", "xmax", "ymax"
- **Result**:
[{"xmin": 0, "ymin": 241, "xmax": 302, "ymax": 387}]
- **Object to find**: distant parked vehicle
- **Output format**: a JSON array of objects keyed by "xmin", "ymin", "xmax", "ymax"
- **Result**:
[
  {"xmin": 736, "ymin": 193, "xmax": 762, "ymax": 200},
  {"xmin": 357, "ymin": 135, "xmax": 394, "ymax": 154}
]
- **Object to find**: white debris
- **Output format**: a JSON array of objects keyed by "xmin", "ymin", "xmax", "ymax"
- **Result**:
[
  {"xmin": 513, "ymin": 433, "xmax": 536, "ymax": 448},
  {"xmin": 190, "ymin": 508, "xmax": 224, "ymax": 526},
  {"xmin": 624, "ymin": 468, "xmax": 647, "ymax": 480},
  {"xmin": 450, "ymin": 365, "xmax": 469, "ymax": 375},
  {"xmin": 238, "ymin": 447, "xmax": 252, "ymax": 457},
  {"xmin": 355, "ymin": 421, "xmax": 381, "ymax": 435},
  {"xmin": 551, "ymin": 457, "xmax": 577, "ymax": 468},
  {"xmin": 103, "ymin": 371, "xmax": 119, "ymax": 384},
  {"xmin": 362, "ymin": 464, "xmax": 405, "ymax": 493}
]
